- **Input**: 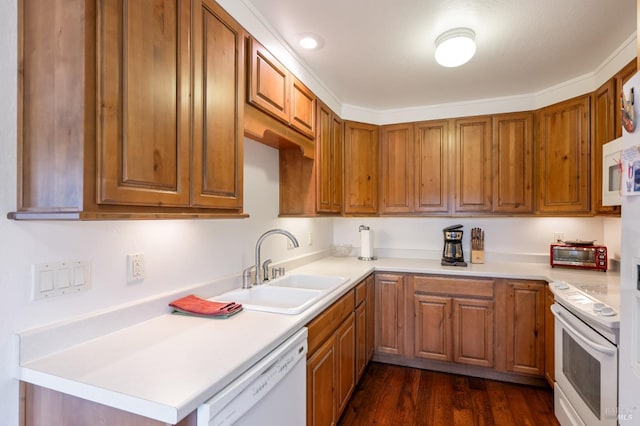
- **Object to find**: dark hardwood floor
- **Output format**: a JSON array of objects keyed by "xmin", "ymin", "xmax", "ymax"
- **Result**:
[{"xmin": 338, "ymin": 362, "xmax": 559, "ymax": 426}]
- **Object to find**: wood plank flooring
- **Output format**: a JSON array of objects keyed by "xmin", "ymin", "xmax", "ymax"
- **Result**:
[{"xmin": 339, "ymin": 362, "xmax": 559, "ymax": 426}]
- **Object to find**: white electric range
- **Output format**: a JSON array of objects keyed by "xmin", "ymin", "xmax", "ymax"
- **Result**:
[{"xmin": 549, "ymin": 280, "xmax": 620, "ymax": 426}]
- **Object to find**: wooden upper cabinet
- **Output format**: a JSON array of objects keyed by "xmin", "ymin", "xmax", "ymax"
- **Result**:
[
  {"xmin": 380, "ymin": 123, "xmax": 414, "ymax": 213},
  {"xmin": 247, "ymin": 37, "xmax": 289, "ymax": 123},
  {"xmin": 415, "ymin": 120, "xmax": 451, "ymax": 213},
  {"xmin": 247, "ymin": 37, "xmax": 316, "ymax": 139},
  {"xmin": 592, "ymin": 78, "xmax": 619, "ymax": 216},
  {"xmin": 344, "ymin": 121, "xmax": 379, "ymax": 214},
  {"xmin": 380, "ymin": 120, "xmax": 451, "ymax": 215},
  {"xmin": 316, "ymin": 101, "xmax": 343, "ymax": 213},
  {"xmin": 615, "ymin": 59, "xmax": 638, "ymax": 138},
  {"xmin": 491, "ymin": 112, "xmax": 533, "ymax": 213},
  {"xmin": 291, "ymin": 77, "xmax": 317, "ymax": 138},
  {"xmin": 454, "ymin": 116, "xmax": 492, "ymax": 213},
  {"xmin": 98, "ymin": 0, "xmax": 191, "ymax": 207},
  {"xmin": 16, "ymin": 0, "xmax": 245, "ymax": 219},
  {"xmin": 536, "ymin": 95, "xmax": 591, "ymax": 214},
  {"xmin": 192, "ymin": 0, "xmax": 244, "ymax": 209}
]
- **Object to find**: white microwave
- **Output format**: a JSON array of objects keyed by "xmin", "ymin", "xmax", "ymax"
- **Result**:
[{"xmin": 602, "ymin": 137, "xmax": 622, "ymax": 206}]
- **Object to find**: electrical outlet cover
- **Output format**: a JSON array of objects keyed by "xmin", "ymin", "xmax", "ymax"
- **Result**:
[{"xmin": 127, "ymin": 253, "xmax": 145, "ymax": 282}]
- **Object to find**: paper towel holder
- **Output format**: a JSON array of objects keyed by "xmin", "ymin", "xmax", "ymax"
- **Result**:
[{"xmin": 358, "ymin": 225, "xmax": 377, "ymax": 261}]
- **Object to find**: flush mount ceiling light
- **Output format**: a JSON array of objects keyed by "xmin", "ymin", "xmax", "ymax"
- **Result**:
[
  {"xmin": 296, "ymin": 33, "xmax": 324, "ymax": 50},
  {"xmin": 434, "ymin": 28, "xmax": 476, "ymax": 67}
]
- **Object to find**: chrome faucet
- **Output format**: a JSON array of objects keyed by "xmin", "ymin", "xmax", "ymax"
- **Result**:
[{"xmin": 254, "ymin": 229, "xmax": 299, "ymax": 286}]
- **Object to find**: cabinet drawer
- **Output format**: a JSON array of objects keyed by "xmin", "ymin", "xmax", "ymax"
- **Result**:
[
  {"xmin": 307, "ymin": 290, "xmax": 355, "ymax": 354},
  {"xmin": 413, "ymin": 275, "xmax": 494, "ymax": 298},
  {"xmin": 355, "ymin": 280, "xmax": 366, "ymax": 306}
]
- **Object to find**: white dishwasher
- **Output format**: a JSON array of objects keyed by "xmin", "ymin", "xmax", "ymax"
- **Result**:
[{"xmin": 197, "ymin": 328, "xmax": 308, "ymax": 426}]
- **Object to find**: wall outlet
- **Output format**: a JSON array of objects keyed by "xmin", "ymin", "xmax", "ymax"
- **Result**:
[
  {"xmin": 553, "ymin": 232, "xmax": 564, "ymax": 243},
  {"xmin": 307, "ymin": 231, "xmax": 313, "ymax": 246},
  {"xmin": 127, "ymin": 253, "xmax": 145, "ymax": 283}
]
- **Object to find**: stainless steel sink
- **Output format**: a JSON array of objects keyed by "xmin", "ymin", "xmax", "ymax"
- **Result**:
[{"xmin": 213, "ymin": 274, "xmax": 349, "ymax": 315}]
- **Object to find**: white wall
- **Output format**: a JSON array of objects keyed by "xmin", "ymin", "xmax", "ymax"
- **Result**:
[{"xmin": 333, "ymin": 216, "xmax": 609, "ymax": 262}]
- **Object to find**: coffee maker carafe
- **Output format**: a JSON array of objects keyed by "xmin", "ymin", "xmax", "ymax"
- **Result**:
[{"xmin": 441, "ymin": 224, "xmax": 467, "ymax": 267}]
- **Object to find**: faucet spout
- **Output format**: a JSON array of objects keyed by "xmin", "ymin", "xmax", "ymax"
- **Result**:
[{"xmin": 254, "ymin": 229, "xmax": 299, "ymax": 285}]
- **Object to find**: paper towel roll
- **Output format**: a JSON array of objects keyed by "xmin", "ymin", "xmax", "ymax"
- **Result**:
[{"xmin": 359, "ymin": 226, "xmax": 377, "ymax": 260}]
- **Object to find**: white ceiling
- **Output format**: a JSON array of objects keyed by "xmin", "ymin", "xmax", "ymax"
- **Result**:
[{"xmin": 243, "ymin": 0, "xmax": 637, "ymax": 111}]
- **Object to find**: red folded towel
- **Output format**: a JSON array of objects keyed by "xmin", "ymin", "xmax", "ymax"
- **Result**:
[{"xmin": 169, "ymin": 294, "xmax": 243, "ymax": 318}]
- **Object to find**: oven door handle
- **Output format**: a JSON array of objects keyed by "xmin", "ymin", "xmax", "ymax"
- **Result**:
[{"xmin": 551, "ymin": 305, "xmax": 616, "ymax": 356}]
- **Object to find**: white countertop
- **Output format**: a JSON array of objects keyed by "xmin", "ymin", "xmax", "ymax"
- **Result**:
[{"xmin": 17, "ymin": 256, "xmax": 619, "ymax": 424}]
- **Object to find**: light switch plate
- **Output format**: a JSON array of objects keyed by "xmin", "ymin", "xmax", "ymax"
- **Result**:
[{"xmin": 32, "ymin": 260, "xmax": 91, "ymax": 300}]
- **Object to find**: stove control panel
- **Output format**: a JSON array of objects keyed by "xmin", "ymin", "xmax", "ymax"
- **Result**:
[{"xmin": 550, "ymin": 280, "xmax": 620, "ymax": 329}]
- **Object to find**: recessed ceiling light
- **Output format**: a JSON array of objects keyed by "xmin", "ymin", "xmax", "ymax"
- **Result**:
[
  {"xmin": 435, "ymin": 28, "xmax": 476, "ymax": 67},
  {"xmin": 296, "ymin": 33, "xmax": 324, "ymax": 50}
]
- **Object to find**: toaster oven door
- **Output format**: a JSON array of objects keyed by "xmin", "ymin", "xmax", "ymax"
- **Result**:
[{"xmin": 552, "ymin": 246, "xmax": 597, "ymax": 267}]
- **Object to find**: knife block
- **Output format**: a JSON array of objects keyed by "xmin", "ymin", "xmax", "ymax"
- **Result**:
[{"xmin": 471, "ymin": 249, "xmax": 485, "ymax": 264}]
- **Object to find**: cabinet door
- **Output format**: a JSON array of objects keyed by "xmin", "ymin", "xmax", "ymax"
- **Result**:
[
  {"xmin": 615, "ymin": 59, "xmax": 638, "ymax": 138},
  {"xmin": 454, "ymin": 117, "xmax": 492, "ymax": 212},
  {"xmin": 492, "ymin": 112, "xmax": 533, "ymax": 213},
  {"xmin": 336, "ymin": 313, "xmax": 356, "ymax": 418},
  {"xmin": 97, "ymin": 0, "xmax": 192, "ymax": 206},
  {"xmin": 536, "ymin": 95, "xmax": 591, "ymax": 214},
  {"xmin": 291, "ymin": 76, "xmax": 316, "ymax": 138},
  {"xmin": 452, "ymin": 298, "xmax": 494, "ymax": 367},
  {"xmin": 331, "ymin": 114, "xmax": 344, "ymax": 212},
  {"xmin": 414, "ymin": 120, "xmax": 451, "ymax": 213},
  {"xmin": 365, "ymin": 274, "xmax": 376, "ymax": 361},
  {"xmin": 505, "ymin": 281, "xmax": 545, "ymax": 376},
  {"xmin": 355, "ymin": 301, "xmax": 367, "ymax": 381},
  {"xmin": 192, "ymin": 0, "xmax": 243, "ymax": 208},
  {"xmin": 544, "ymin": 285, "xmax": 555, "ymax": 386},
  {"xmin": 592, "ymin": 79, "xmax": 617, "ymax": 215},
  {"xmin": 375, "ymin": 273, "xmax": 404, "ymax": 355},
  {"xmin": 316, "ymin": 102, "xmax": 343, "ymax": 213},
  {"xmin": 247, "ymin": 38, "xmax": 289, "ymax": 123},
  {"xmin": 307, "ymin": 335, "xmax": 336, "ymax": 426},
  {"xmin": 344, "ymin": 121, "xmax": 379, "ymax": 214},
  {"xmin": 316, "ymin": 103, "xmax": 333, "ymax": 213},
  {"xmin": 380, "ymin": 123, "xmax": 414, "ymax": 213},
  {"xmin": 414, "ymin": 294, "xmax": 452, "ymax": 361}
]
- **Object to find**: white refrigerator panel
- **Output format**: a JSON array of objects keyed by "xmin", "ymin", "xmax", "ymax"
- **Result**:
[{"xmin": 619, "ymin": 71, "xmax": 640, "ymax": 423}]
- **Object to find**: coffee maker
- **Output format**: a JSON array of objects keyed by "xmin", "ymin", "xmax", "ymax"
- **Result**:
[{"xmin": 441, "ymin": 224, "xmax": 467, "ymax": 267}]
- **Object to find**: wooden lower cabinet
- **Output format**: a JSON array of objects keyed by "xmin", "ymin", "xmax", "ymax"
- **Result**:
[
  {"xmin": 306, "ymin": 275, "xmax": 374, "ymax": 426},
  {"xmin": 501, "ymin": 279, "xmax": 546, "ymax": 376},
  {"xmin": 335, "ymin": 313, "xmax": 356, "ymax": 417},
  {"xmin": 453, "ymin": 298, "xmax": 494, "ymax": 367},
  {"xmin": 22, "ymin": 383, "xmax": 196, "ymax": 426},
  {"xmin": 307, "ymin": 332, "xmax": 338, "ymax": 426},
  {"xmin": 374, "ymin": 273, "xmax": 405, "ymax": 355},
  {"xmin": 411, "ymin": 276, "xmax": 494, "ymax": 368},
  {"xmin": 365, "ymin": 274, "xmax": 376, "ymax": 362},
  {"xmin": 544, "ymin": 284, "xmax": 555, "ymax": 386},
  {"xmin": 375, "ymin": 273, "xmax": 548, "ymax": 386},
  {"xmin": 414, "ymin": 294, "xmax": 452, "ymax": 361}
]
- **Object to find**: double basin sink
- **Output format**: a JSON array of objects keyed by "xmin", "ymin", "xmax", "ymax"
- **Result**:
[{"xmin": 213, "ymin": 274, "xmax": 349, "ymax": 315}]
